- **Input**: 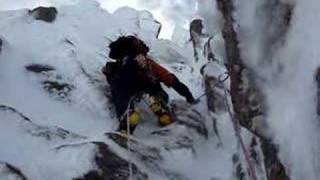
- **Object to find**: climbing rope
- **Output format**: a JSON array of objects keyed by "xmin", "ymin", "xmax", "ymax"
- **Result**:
[
  {"xmin": 126, "ymin": 105, "xmax": 133, "ymax": 180},
  {"xmin": 194, "ymin": 72, "xmax": 230, "ymax": 101},
  {"xmin": 221, "ymin": 74, "xmax": 257, "ymax": 180},
  {"xmin": 119, "ymin": 97, "xmax": 137, "ymax": 180}
]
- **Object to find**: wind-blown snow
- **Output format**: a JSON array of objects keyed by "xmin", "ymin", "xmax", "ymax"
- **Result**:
[
  {"xmin": 193, "ymin": 0, "xmax": 320, "ymax": 179},
  {"xmin": 232, "ymin": 0, "xmax": 320, "ymax": 179},
  {"xmin": 266, "ymin": 0, "xmax": 320, "ymax": 179}
]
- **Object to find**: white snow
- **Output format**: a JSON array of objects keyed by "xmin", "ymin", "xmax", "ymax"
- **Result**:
[
  {"xmin": 232, "ymin": 0, "xmax": 320, "ymax": 179},
  {"xmin": 265, "ymin": 0, "xmax": 320, "ymax": 179},
  {"xmin": 0, "ymin": 1, "xmax": 268, "ymax": 180},
  {"xmin": 0, "ymin": 2, "xmax": 167, "ymax": 179}
]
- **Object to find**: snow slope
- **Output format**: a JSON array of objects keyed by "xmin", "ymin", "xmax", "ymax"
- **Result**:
[{"xmin": 0, "ymin": 1, "xmax": 266, "ymax": 180}]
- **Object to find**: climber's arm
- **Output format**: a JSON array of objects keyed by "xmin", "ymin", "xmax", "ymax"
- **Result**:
[
  {"xmin": 144, "ymin": 57, "xmax": 195, "ymax": 103},
  {"xmin": 171, "ymin": 75, "xmax": 195, "ymax": 103}
]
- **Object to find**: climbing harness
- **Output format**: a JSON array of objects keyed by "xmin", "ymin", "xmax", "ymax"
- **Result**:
[
  {"xmin": 141, "ymin": 95, "xmax": 176, "ymax": 126},
  {"xmin": 220, "ymin": 74, "xmax": 257, "ymax": 180}
]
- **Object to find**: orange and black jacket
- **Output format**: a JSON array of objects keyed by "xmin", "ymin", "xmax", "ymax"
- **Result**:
[
  {"xmin": 103, "ymin": 57, "xmax": 194, "ymax": 117},
  {"xmin": 142, "ymin": 57, "xmax": 195, "ymax": 103}
]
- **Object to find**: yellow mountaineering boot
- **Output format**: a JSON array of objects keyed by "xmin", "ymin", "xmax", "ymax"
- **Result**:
[
  {"xmin": 158, "ymin": 113, "xmax": 173, "ymax": 127},
  {"xmin": 149, "ymin": 98, "xmax": 173, "ymax": 127},
  {"xmin": 128, "ymin": 111, "xmax": 141, "ymax": 127},
  {"xmin": 118, "ymin": 110, "xmax": 141, "ymax": 136}
]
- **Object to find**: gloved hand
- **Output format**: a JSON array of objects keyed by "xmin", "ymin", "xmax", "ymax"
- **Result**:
[{"xmin": 172, "ymin": 77, "xmax": 195, "ymax": 104}]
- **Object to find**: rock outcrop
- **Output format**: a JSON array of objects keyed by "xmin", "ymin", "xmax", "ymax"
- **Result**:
[
  {"xmin": 67, "ymin": 142, "xmax": 148, "ymax": 180},
  {"xmin": 25, "ymin": 64, "xmax": 75, "ymax": 102},
  {"xmin": 190, "ymin": 19, "xmax": 206, "ymax": 62},
  {"xmin": 29, "ymin": 7, "xmax": 58, "ymax": 22}
]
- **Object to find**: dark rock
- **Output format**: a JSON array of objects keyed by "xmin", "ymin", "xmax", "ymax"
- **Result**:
[
  {"xmin": 190, "ymin": 19, "xmax": 204, "ymax": 36},
  {"xmin": 260, "ymin": 139, "xmax": 289, "ymax": 180},
  {"xmin": 316, "ymin": 67, "xmax": 320, "ymax": 116},
  {"xmin": 204, "ymin": 75, "xmax": 227, "ymax": 113},
  {"xmin": 29, "ymin": 7, "xmax": 58, "ymax": 22},
  {"xmin": 0, "ymin": 162, "xmax": 27, "ymax": 180},
  {"xmin": 64, "ymin": 39, "xmax": 75, "ymax": 46},
  {"xmin": 232, "ymin": 154, "xmax": 246, "ymax": 180},
  {"xmin": 43, "ymin": 80, "xmax": 73, "ymax": 93},
  {"xmin": 106, "ymin": 133, "xmax": 163, "ymax": 171},
  {"xmin": 0, "ymin": 104, "xmax": 84, "ymax": 141},
  {"xmin": 203, "ymin": 37, "xmax": 218, "ymax": 62},
  {"xmin": 72, "ymin": 142, "xmax": 148, "ymax": 180},
  {"xmin": 25, "ymin": 64, "xmax": 55, "ymax": 73},
  {"xmin": 0, "ymin": 105, "xmax": 31, "ymax": 122},
  {"xmin": 0, "ymin": 38, "xmax": 2, "ymax": 54},
  {"xmin": 189, "ymin": 19, "xmax": 207, "ymax": 62},
  {"xmin": 154, "ymin": 20, "xmax": 162, "ymax": 38},
  {"xmin": 107, "ymin": 133, "xmax": 191, "ymax": 180},
  {"xmin": 25, "ymin": 64, "xmax": 74, "ymax": 101},
  {"xmin": 250, "ymin": 137, "xmax": 268, "ymax": 180},
  {"xmin": 190, "ymin": 19, "xmax": 217, "ymax": 62},
  {"xmin": 27, "ymin": 124, "xmax": 85, "ymax": 141},
  {"xmin": 43, "ymin": 80, "xmax": 74, "ymax": 101}
]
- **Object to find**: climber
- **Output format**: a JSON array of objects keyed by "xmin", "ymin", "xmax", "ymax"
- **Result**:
[{"xmin": 102, "ymin": 35, "xmax": 195, "ymax": 134}]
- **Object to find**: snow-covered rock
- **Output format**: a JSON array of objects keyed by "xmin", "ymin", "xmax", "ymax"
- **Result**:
[
  {"xmin": 65, "ymin": 142, "xmax": 148, "ymax": 180},
  {"xmin": 0, "ymin": 1, "xmax": 269, "ymax": 180},
  {"xmin": 112, "ymin": 7, "xmax": 161, "ymax": 41},
  {"xmin": 29, "ymin": 7, "xmax": 58, "ymax": 22},
  {"xmin": 0, "ymin": 105, "xmax": 149, "ymax": 180}
]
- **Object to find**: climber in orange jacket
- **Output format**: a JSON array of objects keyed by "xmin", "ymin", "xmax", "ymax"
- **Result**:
[{"xmin": 102, "ymin": 35, "xmax": 195, "ymax": 134}]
